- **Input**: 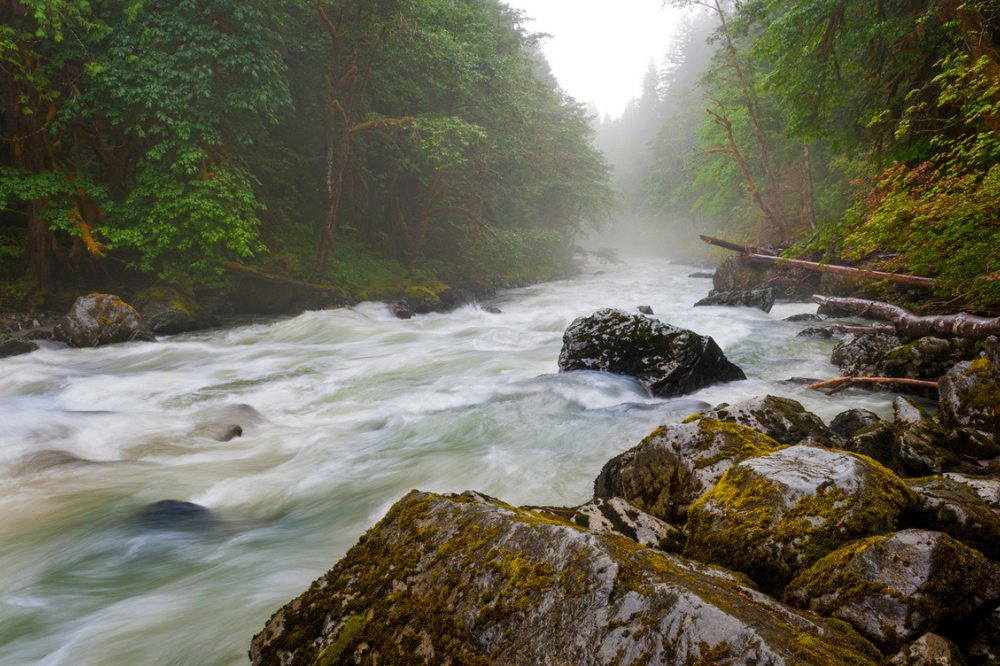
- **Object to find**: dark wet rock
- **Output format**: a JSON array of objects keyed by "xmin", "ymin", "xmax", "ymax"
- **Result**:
[
  {"xmin": 908, "ymin": 476, "xmax": 1000, "ymax": 561},
  {"xmin": 831, "ymin": 409, "xmax": 882, "ymax": 441},
  {"xmin": 890, "ymin": 633, "xmax": 966, "ymax": 666},
  {"xmin": 53, "ymin": 294, "xmax": 157, "ymax": 347},
  {"xmin": 938, "ymin": 338, "xmax": 1000, "ymax": 447},
  {"xmin": 594, "ymin": 418, "xmax": 785, "ymax": 524},
  {"xmin": 784, "ymin": 313, "xmax": 824, "ymax": 323},
  {"xmin": 964, "ymin": 607, "xmax": 1000, "ymax": 666},
  {"xmin": 132, "ymin": 286, "xmax": 219, "ymax": 335},
  {"xmin": 192, "ymin": 404, "xmax": 265, "ymax": 441},
  {"xmin": 558, "ymin": 308, "xmax": 745, "ymax": 398},
  {"xmin": 391, "ymin": 304, "xmax": 414, "ymax": 319},
  {"xmin": 132, "ymin": 500, "xmax": 218, "ymax": 533},
  {"xmin": 636, "ymin": 305, "xmax": 653, "ymax": 315},
  {"xmin": 685, "ymin": 445, "xmax": 921, "ymax": 595},
  {"xmin": 687, "ymin": 272, "xmax": 714, "ymax": 279},
  {"xmin": 831, "ymin": 332, "xmax": 904, "ymax": 375},
  {"xmin": 796, "ymin": 326, "xmax": 834, "ymax": 339},
  {"xmin": 713, "ymin": 255, "xmax": 777, "ymax": 293},
  {"xmin": 786, "ymin": 529, "xmax": 1000, "ymax": 649},
  {"xmin": 250, "ymin": 490, "xmax": 883, "ymax": 666},
  {"xmin": 703, "ymin": 394, "xmax": 840, "ymax": 447},
  {"xmin": 0, "ymin": 332, "xmax": 38, "ymax": 358},
  {"xmin": 841, "ymin": 409, "xmax": 971, "ymax": 479},
  {"xmin": 534, "ymin": 497, "xmax": 682, "ymax": 550},
  {"xmin": 695, "ymin": 287, "xmax": 775, "ymax": 313},
  {"xmin": 483, "ymin": 306, "xmax": 502, "ymax": 314}
]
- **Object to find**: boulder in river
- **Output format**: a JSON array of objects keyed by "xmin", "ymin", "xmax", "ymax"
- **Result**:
[
  {"xmin": 694, "ymin": 287, "xmax": 775, "ymax": 313},
  {"xmin": 712, "ymin": 255, "xmax": 776, "ymax": 293},
  {"xmin": 938, "ymin": 336, "xmax": 1000, "ymax": 447},
  {"xmin": 131, "ymin": 500, "xmax": 218, "ymax": 534},
  {"xmin": 250, "ymin": 490, "xmax": 884, "ymax": 666},
  {"xmin": 890, "ymin": 633, "xmax": 966, "ymax": 666},
  {"xmin": 0, "ymin": 332, "xmax": 38, "ymax": 358},
  {"xmin": 52, "ymin": 293, "xmax": 157, "ymax": 347},
  {"xmin": 700, "ymin": 394, "xmax": 840, "ymax": 447},
  {"xmin": 786, "ymin": 529, "xmax": 1000, "ymax": 649},
  {"xmin": 908, "ymin": 476, "xmax": 1000, "ymax": 561},
  {"xmin": 685, "ymin": 445, "xmax": 921, "ymax": 595},
  {"xmin": 558, "ymin": 308, "xmax": 745, "ymax": 397},
  {"xmin": 830, "ymin": 408, "xmax": 882, "ymax": 441},
  {"xmin": 132, "ymin": 286, "xmax": 219, "ymax": 335}
]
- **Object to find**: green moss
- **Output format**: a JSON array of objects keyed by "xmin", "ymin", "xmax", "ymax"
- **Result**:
[
  {"xmin": 317, "ymin": 614, "xmax": 366, "ymax": 666},
  {"xmin": 681, "ymin": 413, "xmax": 705, "ymax": 424},
  {"xmin": 691, "ymin": 419, "xmax": 785, "ymax": 468}
]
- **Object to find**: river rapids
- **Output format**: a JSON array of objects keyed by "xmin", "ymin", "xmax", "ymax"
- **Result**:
[{"xmin": 0, "ymin": 258, "xmax": 902, "ymax": 665}]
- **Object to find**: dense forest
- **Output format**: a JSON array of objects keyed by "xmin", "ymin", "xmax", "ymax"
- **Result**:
[
  {"xmin": 598, "ymin": 0, "xmax": 1000, "ymax": 309},
  {"xmin": 0, "ymin": 0, "xmax": 616, "ymax": 309}
]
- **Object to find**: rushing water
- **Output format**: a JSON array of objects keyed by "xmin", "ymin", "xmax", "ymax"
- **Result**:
[{"xmin": 0, "ymin": 258, "xmax": 903, "ymax": 665}]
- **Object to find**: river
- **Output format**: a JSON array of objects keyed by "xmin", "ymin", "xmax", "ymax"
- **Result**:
[{"xmin": 0, "ymin": 257, "xmax": 901, "ymax": 665}]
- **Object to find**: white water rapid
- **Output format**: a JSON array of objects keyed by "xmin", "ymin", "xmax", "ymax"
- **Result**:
[{"xmin": 0, "ymin": 258, "xmax": 902, "ymax": 665}]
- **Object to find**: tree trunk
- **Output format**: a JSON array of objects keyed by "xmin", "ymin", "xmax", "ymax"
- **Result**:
[
  {"xmin": 813, "ymin": 295, "xmax": 1000, "ymax": 340},
  {"xmin": 803, "ymin": 143, "xmax": 817, "ymax": 234},
  {"xmin": 698, "ymin": 234, "xmax": 779, "ymax": 256},
  {"xmin": 746, "ymin": 254, "xmax": 935, "ymax": 288}
]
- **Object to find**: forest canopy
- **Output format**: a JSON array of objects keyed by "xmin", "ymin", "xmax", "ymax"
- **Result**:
[{"xmin": 0, "ymin": 0, "xmax": 616, "ymax": 306}]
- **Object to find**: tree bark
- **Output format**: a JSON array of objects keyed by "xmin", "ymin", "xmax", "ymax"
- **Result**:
[
  {"xmin": 806, "ymin": 376, "xmax": 938, "ymax": 395},
  {"xmin": 813, "ymin": 295, "xmax": 1000, "ymax": 340},
  {"xmin": 698, "ymin": 235, "xmax": 779, "ymax": 256}
]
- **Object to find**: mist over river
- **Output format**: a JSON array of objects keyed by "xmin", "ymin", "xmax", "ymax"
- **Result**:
[{"xmin": 0, "ymin": 258, "xmax": 903, "ymax": 665}]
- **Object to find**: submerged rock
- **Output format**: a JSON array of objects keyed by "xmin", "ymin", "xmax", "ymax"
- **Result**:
[
  {"xmin": 250, "ymin": 490, "xmax": 883, "ymax": 666},
  {"xmin": 558, "ymin": 308, "xmax": 745, "ymax": 397},
  {"xmin": 786, "ymin": 530, "xmax": 1000, "ymax": 649},
  {"xmin": 52, "ymin": 293, "xmax": 157, "ymax": 347},
  {"xmin": 131, "ymin": 500, "xmax": 218, "ymax": 533},
  {"xmin": 685, "ymin": 445, "xmax": 920, "ymax": 595},
  {"xmin": 132, "ymin": 286, "xmax": 219, "ymax": 335},
  {"xmin": 695, "ymin": 287, "xmax": 775, "ymax": 313}
]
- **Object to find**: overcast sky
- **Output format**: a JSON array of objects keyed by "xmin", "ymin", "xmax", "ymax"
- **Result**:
[{"xmin": 506, "ymin": 0, "xmax": 685, "ymax": 118}]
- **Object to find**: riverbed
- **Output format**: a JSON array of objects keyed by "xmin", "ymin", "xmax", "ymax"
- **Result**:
[{"xmin": 0, "ymin": 258, "xmax": 900, "ymax": 665}]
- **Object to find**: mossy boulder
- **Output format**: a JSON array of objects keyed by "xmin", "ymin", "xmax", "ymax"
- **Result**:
[
  {"xmin": 831, "ymin": 409, "xmax": 883, "ymax": 442},
  {"xmin": 908, "ymin": 477, "xmax": 1000, "ymax": 561},
  {"xmin": 535, "ymin": 497, "xmax": 683, "ymax": 550},
  {"xmin": 685, "ymin": 445, "xmax": 921, "ymax": 595},
  {"xmin": 52, "ymin": 293, "xmax": 156, "ymax": 347},
  {"xmin": 594, "ymin": 418, "xmax": 785, "ymax": 525},
  {"xmin": 250, "ymin": 490, "xmax": 883, "ymax": 666},
  {"xmin": 786, "ymin": 530, "xmax": 1000, "ymax": 650},
  {"xmin": 132, "ymin": 286, "xmax": 219, "ymax": 335},
  {"xmin": 695, "ymin": 287, "xmax": 776, "ymax": 313},
  {"xmin": 712, "ymin": 255, "xmax": 776, "ymax": 293},
  {"xmin": 703, "ymin": 395, "xmax": 840, "ymax": 448},
  {"xmin": 890, "ymin": 633, "xmax": 966, "ymax": 666},
  {"xmin": 558, "ymin": 308, "xmax": 746, "ymax": 397},
  {"xmin": 938, "ymin": 338, "xmax": 1000, "ymax": 448}
]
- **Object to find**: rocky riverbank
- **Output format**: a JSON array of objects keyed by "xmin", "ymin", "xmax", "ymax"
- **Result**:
[{"xmin": 249, "ymin": 293, "xmax": 1000, "ymax": 664}]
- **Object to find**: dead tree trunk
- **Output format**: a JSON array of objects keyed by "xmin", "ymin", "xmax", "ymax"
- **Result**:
[
  {"xmin": 746, "ymin": 254, "xmax": 935, "ymax": 288},
  {"xmin": 813, "ymin": 295, "xmax": 1000, "ymax": 340}
]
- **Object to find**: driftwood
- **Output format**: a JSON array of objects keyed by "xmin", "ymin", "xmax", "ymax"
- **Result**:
[
  {"xmin": 814, "ymin": 295, "xmax": 1000, "ymax": 341},
  {"xmin": 699, "ymin": 235, "xmax": 779, "ymax": 257},
  {"xmin": 829, "ymin": 324, "xmax": 898, "ymax": 336},
  {"xmin": 698, "ymin": 234, "xmax": 934, "ymax": 288},
  {"xmin": 221, "ymin": 262, "xmax": 349, "ymax": 295},
  {"xmin": 746, "ymin": 254, "xmax": 935, "ymax": 288},
  {"xmin": 806, "ymin": 376, "xmax": 939, "ymax": 396}
]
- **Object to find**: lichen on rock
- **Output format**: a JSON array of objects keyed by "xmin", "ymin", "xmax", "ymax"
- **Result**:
[{"xmin": 52, "ymin": 293, "xmax": 157, "ymax": 347}]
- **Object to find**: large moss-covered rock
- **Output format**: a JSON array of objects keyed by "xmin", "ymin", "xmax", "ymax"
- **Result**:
[
  {"xmin": 713, "ymin": 255, "xmax": 776, "ymax": 293},
  {"xmin": 250, "ymin": 490, "xmax": 883, "ymax": 666},
  {"xmin": 594, "ymin": 418, "xmax": 785, "ymax": 524},
  {"xmin": 938, "ymin": 338, "xmax": 1000, "ymax": 446},
  {"xmin": 695, "ymin": 288, "xmax": 775, "ymax": 313},
  {"xmin": 537, "ymin": 497, "xmax": 683, "ymax": 551},
  {"xmin": 786, "ymin": 530, "xmax": 1000, "ymax": 649},
  {"xmin": 132, "ymin": 286, "xmax": 219, "ymax": 335},
  {"xmin": 702, "ymin": 395, "xmax": 840, "ymax": 448},
  {"xmin": 52, "ymin": 293, "xmax": 156, "ymax": 347},
  {"xmin": 685, "ymin": 445, "xmax": 921, "ymax": 595},
  {"xmin": 558, "ymin": 308, "xmax": 745, "ymax": 397},
  {"xmin": 831, "ymin": 409, "xmax": 883, "ymax": 442},
  {"xmin": 908, "ymin": 477, "xmax": 1000, "ymax": 561}
]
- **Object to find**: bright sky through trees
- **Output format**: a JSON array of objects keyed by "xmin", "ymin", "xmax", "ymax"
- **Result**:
[{"xmin": 507, "ymin": 0, "xmax": 682, "ymax": 118}]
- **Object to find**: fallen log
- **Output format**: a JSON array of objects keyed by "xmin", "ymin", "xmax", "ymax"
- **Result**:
[
  {"xmin": 813, "ymin": 295, "xmax": 1000, "ymax": 340},
  {"xmin": 220, "ymin": 262, "xmax": 351, "ymax": 295},
  {"xmin": 746, "ymin": 254, "xmax": 935, "ymax": 288},
  {"xmin": 806, "ymin": 376, "xmax": 938, "ymax": 396},
  {"xmin": 829, "ymin": 324, "xmax": 898, "ymax": 336},
  {"xmin": 698, "ymin": 235, "xmax": 779, "ymax": 257}
]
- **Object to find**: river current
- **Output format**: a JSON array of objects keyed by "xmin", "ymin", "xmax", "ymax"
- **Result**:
[{"xmin": 0, "ymin": 258, "xmax": 901, "ymax": 665}]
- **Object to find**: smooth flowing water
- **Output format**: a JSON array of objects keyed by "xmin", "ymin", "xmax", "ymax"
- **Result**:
[{"xmin": 0, "ymin": 258, "xmax": 901, "ymax": 665}]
